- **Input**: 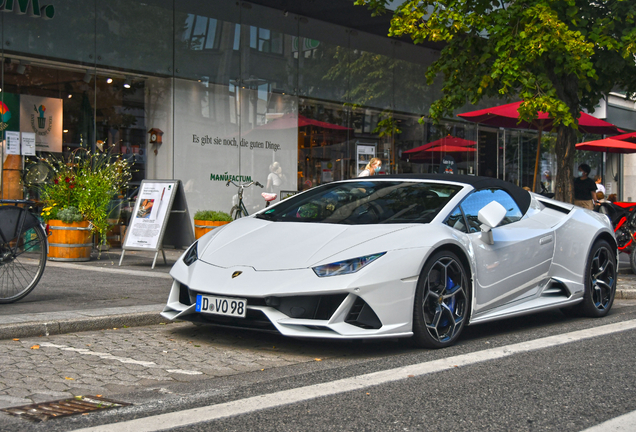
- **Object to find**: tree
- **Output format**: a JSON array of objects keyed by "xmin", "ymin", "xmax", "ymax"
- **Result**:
[{"xmin": 356, "ymin": 0, "xmax": 636, "ymax": 202}]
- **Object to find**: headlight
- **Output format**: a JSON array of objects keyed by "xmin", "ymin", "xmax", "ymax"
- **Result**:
[
  {"xmin": 312, "ymin": 253, "xmax": 385, "ymax": 277},
  {"xmin": 183, "ymin": 241, "xmax": 198, "ymax": 266}
]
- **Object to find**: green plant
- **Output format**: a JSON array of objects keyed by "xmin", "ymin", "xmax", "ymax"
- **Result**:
[
  {"xmin": 39, "ymin": 148, "xmax": 132, "ymax": 244},
  {"xmin": 56, "ymin": 206, "xmax": 84, "ymax": 224},
  {"xmin": 193, "ymin": 210, "xmax": 232, "ymax": 222}
]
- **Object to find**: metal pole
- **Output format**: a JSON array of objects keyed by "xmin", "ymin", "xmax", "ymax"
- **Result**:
[
  {"xmin": 475, "ymin": 124, "xmax": 479, "ymax": 175},
  {"xmin": 496, "ymin": 130, "xmax": 499, "ymax": 179},
  {"xmin": 532, "ymin": 127, "xmax": 543, "ymax": 192}
]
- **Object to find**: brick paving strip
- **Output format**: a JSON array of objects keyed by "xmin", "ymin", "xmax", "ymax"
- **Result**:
[{"xmin": 0, "ymin": 323, "xmax": 332, "ymax": 410}]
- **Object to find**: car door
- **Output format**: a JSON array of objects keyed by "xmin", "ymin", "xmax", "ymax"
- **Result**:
[{"xmin": 457, "ymin": 189, "xmax": 555, "ymax": 317}]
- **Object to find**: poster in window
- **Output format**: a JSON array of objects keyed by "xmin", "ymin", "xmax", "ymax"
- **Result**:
[
  {"xmin": 5, "ymin": 131, "xmax": 20, "ymax": 155},
  {"xmin": 19, "ymin": 95, "xmax": 63, "ymax": 153}
]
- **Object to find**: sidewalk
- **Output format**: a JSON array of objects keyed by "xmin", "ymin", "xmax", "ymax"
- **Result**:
[
  {"xmin": 0, "ymin": 248, "xmax": 181, "ymax": 339},
  {"xmin": 1, "ymin": 248, "xmax": 635, "ymax": 340}
]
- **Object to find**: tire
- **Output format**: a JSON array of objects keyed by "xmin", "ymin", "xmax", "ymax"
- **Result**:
[
  {"xmin": 0, "ymin": 224, "xmax": 47, "ymax": 304},
  {"xmin": 412, "ymin": 250, "xmax": 470, "ymax": 348},
  {"xmin": 567, "ymin": 240, "xmax": 617, "ymax": 318},
  {"xmin": 230, "ymin": 206, "xmax": 242, "ymax": 220}
]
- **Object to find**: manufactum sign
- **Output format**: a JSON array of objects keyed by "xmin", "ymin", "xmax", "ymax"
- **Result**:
[{"xmin": 0, "ymin": 0, "xmax": 55, "ymax": 19}]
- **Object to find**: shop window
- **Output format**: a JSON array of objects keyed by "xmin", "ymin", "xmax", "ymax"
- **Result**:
[
  {"xmin": 183, "ymin": 14, "xmax": 222, "ymax": 51},
  {"xmin": 249, "ymin": 27, "xmax": 283, "ymax": 55}
]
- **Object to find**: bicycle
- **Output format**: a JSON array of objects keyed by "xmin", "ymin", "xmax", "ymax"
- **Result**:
[
  {"xmin": 0, "ymin": 199, "xmax": 48, "ymax": 303},
  {"xmin": 226, "ymin": 180, "xmax": 277, "ymax": 219}
]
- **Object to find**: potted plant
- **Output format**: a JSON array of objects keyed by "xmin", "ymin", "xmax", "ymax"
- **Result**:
[
  {"xmin": 193, "ymin": 210, "xmax": 232, "ymax": 239},
  {"xmin": 40, "ymin": 148, "xmax": 131, "ymax": 260}
]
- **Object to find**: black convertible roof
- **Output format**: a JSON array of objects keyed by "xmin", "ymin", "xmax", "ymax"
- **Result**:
[{"xmin": 374, "ymin": 173, "xmax": 532, "ymax": 215}]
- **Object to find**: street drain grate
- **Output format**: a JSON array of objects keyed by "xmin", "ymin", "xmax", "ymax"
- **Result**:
[{"xmin": 1, "ymin": 395, "xmax": 131, "ymax": 422}]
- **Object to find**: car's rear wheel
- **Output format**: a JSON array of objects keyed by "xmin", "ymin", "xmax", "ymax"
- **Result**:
[
  {"xmin": 412, "ymin": 250, "xmax": 470, "ymax": 349},
  {"xmin": 564, "ymin": 240, "xmax": 616, "ymax": 318}
]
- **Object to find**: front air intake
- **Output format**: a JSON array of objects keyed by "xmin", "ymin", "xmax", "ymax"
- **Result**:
[{"xmin": 345, "ymin": 297, "xmax": 382, "ymax": 329}]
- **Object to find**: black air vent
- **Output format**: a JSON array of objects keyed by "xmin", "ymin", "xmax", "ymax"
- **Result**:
[
  {"xmin": 345, "ymin": 297, "xmax": 382, "ymax": 329},
  {"xmin": 541, "ymin": 280, "xmax": 571, "ymax": 298}
]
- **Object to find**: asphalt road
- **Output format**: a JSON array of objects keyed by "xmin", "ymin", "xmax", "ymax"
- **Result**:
[{"xmin": 2, "ymin": 301, "xmax": 636, "ymax": 432}]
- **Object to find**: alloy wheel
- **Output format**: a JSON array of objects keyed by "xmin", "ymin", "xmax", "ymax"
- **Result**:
[
  {"xmin": 590, "ymin": 246, "xmax": 615, "ymax": 311},
  {"xmin": 422, "ymin": 257, "xmax": 468, "ymax": 343}
]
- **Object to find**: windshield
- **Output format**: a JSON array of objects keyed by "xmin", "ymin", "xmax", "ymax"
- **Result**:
[{"xmin": 257, "ymin": 181, "xmax": 462, "ymax": 225}]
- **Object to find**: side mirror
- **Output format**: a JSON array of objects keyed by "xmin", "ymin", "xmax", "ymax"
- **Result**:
[{"xmin": 477, "ymin": 201, "xmax": 507, "ymax": 244}]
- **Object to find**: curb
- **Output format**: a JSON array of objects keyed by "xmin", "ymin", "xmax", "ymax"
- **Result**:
[
  {"xmin": 0, "ymin": 311, "xmax": 169, "ymax": 340},
  {"xmin": 617, "ymin": 289, "xmax": 636, "ymax": 300}
]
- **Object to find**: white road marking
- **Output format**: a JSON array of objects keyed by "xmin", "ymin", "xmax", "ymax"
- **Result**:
[
  {"xmin": 38, "ymin": 343, "xmax": 201, "ymax": 375},
  {"xmin": 40, "ymin": 343, "xmax": 157, "ymax": 366},
  {"xmin": 166, "ymin": 369, "xmax": 203, "ymax": 375},
  {"xmin": 579, "ymin": 409, "xmax": 636, "ymax": 431},
  {"xmin": 71, "ymin": 319, "xmax": 636, "ymax": 432}
]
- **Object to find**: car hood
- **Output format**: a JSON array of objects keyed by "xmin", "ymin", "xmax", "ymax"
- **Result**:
[{"xmin": 198, "ymin": 217, "xmax": 415, "ymax": 271}]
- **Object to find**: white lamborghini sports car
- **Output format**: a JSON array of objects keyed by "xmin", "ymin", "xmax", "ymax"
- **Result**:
[{"xmin": 161, "ymin": 175, "xmax": 617, "ymax": 348}]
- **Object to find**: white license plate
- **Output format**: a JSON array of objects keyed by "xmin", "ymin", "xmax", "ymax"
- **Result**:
[{"xmin": 195, "ymin": 295, "xmax": 246, "ymax": 318}]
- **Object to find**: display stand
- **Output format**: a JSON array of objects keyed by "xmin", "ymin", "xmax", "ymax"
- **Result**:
[{"xmin": 119, "ymin": 179, "xmax": 194, "ymax": 269}]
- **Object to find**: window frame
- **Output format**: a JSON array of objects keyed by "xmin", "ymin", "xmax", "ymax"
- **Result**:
[{"xmin": 444, "ymin": 187, "xmax": 524, "ymax": 233}]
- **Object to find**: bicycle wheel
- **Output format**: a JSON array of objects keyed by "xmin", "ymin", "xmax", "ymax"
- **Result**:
[
  {"xmin": 230, "ymin": 205, "xmax": 242, "ymax": 220},
  {"xmin": 0, "ymin": 223, "xmax": 47, "ymax": 303}
]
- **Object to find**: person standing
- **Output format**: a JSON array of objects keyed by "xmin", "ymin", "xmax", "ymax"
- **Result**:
[
  {"xmin": 358, "ymin": 158, "xmax": 382, "ymax": 177},
  {"xmin": 594, "ymin": 175, "xmax": 606, "ymax": 195},
  {"xmin": 574, "ymin": 164, "xmax": 597, "ymax": 209}
]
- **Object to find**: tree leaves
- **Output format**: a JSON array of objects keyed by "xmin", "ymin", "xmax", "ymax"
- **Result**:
[{"xmin": 355, "ymin": 0, "xmax": 636, "ymax": 201}]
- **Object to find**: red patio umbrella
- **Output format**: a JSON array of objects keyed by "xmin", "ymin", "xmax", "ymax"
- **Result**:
[
  {"xmin": 426, "ymin": 144, "xmax": 476, "ymax": 153},
  {"xmin": 403, "ymin": 135, "xmax": 476, "ymax": 156},
  {"xmin": 254, "ymin": 113, "xmax": 350, "ymax": 131},
  {"xmin": 458, "ymin": 101, "xmax": 623, "ymax": 191},
  {"xmin": 576, "ymin": 138, "xmax": 636, "ymax": 154},
  {"xmin": 611, "ymin": 131, "xmax": 636, "ymax": 143},
  {"xmin": 405, "ymin": 144, "xmax": 476, "ymax": 163}
]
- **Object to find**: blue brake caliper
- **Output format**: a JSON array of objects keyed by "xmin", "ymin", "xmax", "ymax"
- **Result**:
[{"xmin": 439, "ymin": 276, "xmax": 456, "ymax": 327}]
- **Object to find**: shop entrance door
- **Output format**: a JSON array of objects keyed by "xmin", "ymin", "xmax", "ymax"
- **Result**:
[{"xmin": 477, "ymin": 128, "xmax": 500, "ymax": 178}]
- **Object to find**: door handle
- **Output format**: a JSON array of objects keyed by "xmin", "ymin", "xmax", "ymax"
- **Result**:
[{"xmin": 539, "ymin": 235, "xmax": 553, "ymax": 245}]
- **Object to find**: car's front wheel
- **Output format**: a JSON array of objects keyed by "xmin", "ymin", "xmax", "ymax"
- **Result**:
[{"xmin": 412, "ymin": 250, "xmax": 470, "ymax": 349}]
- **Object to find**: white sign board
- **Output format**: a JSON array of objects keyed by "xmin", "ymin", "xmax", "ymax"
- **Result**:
[
  {"xmin": 21, "ymin": 132, "xmax": 36, "ymax": 156},
  {"xmin": 19, "ymin": 95, "xmax": 63, "ymax": 152},
  {"xmin": 120, "ymin": 179, "xmax": 194, "ymax": 268},
  {"xmin": 5, "ymin": 131, "xmax": 20, "ymax": 155},
  {"xmin": 356, "ymin": 143, "xmax": 376, "ymax": 175},
  {"xmin": 124, "ymin": 181, "xmax": 176, "ymax": 250}
]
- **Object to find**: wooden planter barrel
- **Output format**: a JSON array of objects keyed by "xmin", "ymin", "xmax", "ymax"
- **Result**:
[
  {"xmin": 48, "ymin": 220, "xmax": 93, "ymax": 262},
  {"xmin": 2, "ymin": 155, "xmax": 23, "ymax": 200},
  {"xmin": 194, "ymin": 220, "xmax": 230, "ymax": 239}
]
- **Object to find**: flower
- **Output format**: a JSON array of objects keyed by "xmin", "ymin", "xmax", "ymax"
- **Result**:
[{"xmin": 38, "ymin": 147, "xmax": 131, "ymax": 246}]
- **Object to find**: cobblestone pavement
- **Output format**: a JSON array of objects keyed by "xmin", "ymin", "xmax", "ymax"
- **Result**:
[{"xmin": 0, "ymin": 322, "xmax": 386, "ymax": 411}]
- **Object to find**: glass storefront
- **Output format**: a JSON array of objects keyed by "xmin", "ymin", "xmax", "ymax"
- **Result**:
[{"xmin": 3, "ymin": 0, "xmax": 601, "ymax": 221}]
